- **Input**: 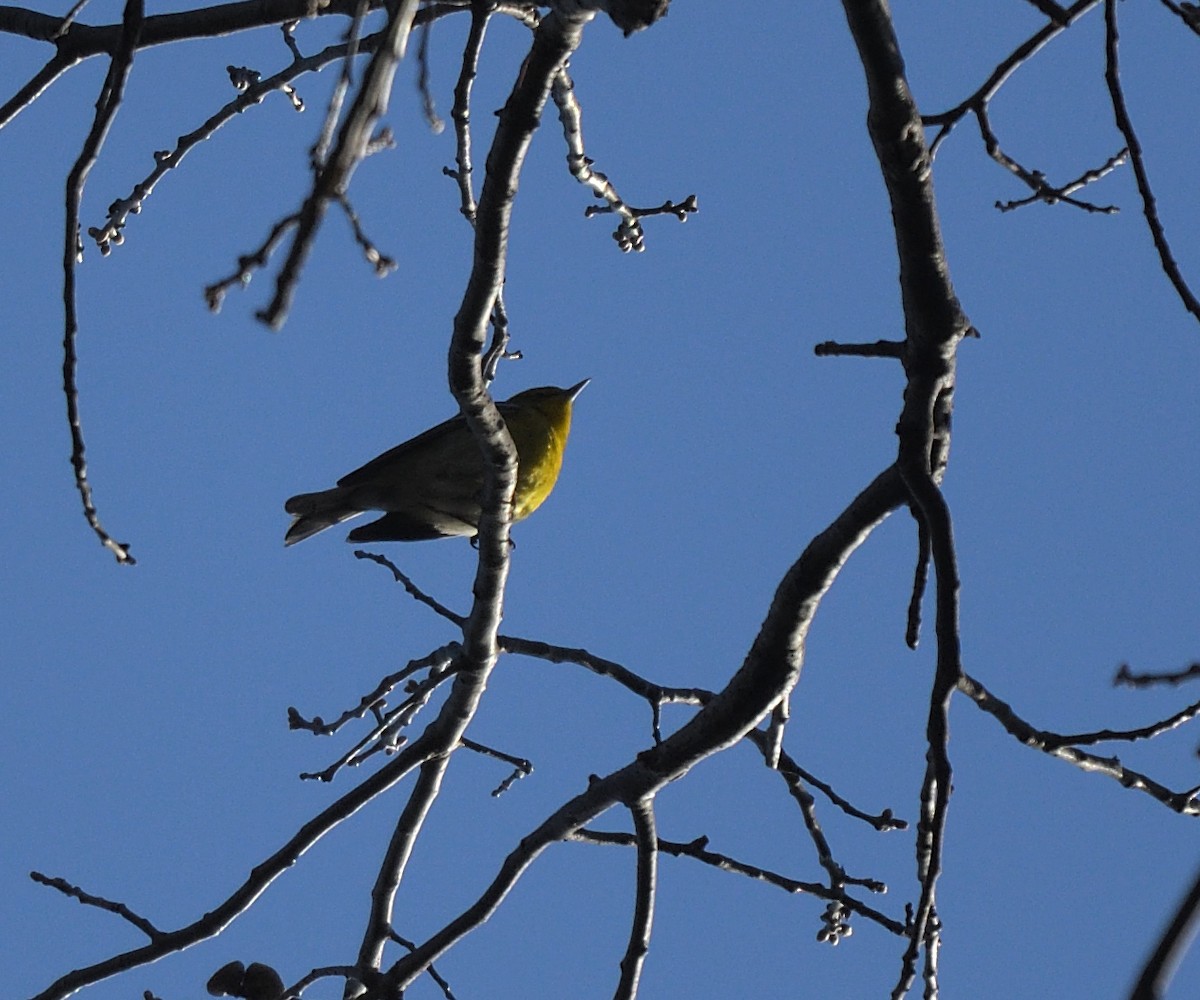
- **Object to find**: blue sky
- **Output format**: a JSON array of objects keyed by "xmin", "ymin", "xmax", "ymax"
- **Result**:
[{"xmin": 5, "ymin": 3, "xmax": 1200, "ymax": 998}]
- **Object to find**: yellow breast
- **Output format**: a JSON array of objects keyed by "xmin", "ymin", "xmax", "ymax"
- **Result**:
[{"xmin": 508, "ymin": 396, "xmax": 573, "ymax": 521}]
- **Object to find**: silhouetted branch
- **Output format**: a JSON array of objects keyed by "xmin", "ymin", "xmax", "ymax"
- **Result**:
[
  {"xmin": 571, "ymin": 829, "xmax": 907, "ymax": 936},
  {"xmin": 30, "ymin": 873, "xmax": 162, "ymax": 940},
  {"xmin": 444, "ymin": 0, "xmax": 495, "ymax": 222},
  {"xmin": 1116, "ymin": 662, "xmax": 1200, "ymax": 688},
  {"xmin": 906, "ymin": 507, "xmax": 930, "ymax": 649},
  {"xmin": 923, "ymin": 0, "xmax": 1101, "ymax": 155},
  {"xmin": 87, "ymin": 50, "xmax": 313, "ymax": 255},
  {"xmin": 1158, "ymin": 0, "xmax": 1200, "ymax": 37},
  {"xmin": 389, "ymin": 934, "xmax": 459, "ymax": 999},
  {"xmin": 993, "ymin": 144, "xmax": 1127, "ymax": 213},
  {"xmin": 258, "ymin": 0, "xmax": 420, "ymax": 328},
  {"xmin": 975, "ymin": 101, "xmax": 1123, "ymax": 213},
  {"xmin": 205, "ymin": 211, "xmax": 301, "ymax": 313},
  {"xmin": 959, "ymin": 672, "xmax": 1200, "ymax": 815},
  {"xmin": 380, "ymin": 461, "xmax": 906, "ymax": 994},
  {"xmin": 460, "ymin": 736, "xmax": 533, "ymax": 795},
  {"xmin": 61, "ymin": 0, "xmax": 142, "ymax": 565},
  {"xmin": 1129, "ymin": 862, "xmax": 1200, "ymax": 1000},
  {"xmin": 1104, "ymin": 0, "xmax": 1200, "ymax": 324},
  {"xmin": 814, "ymin": 339, "xmax": 904, "ymax": 358},
  {"xmin": 0, "ymin": 51, "xmax": 74, "ymax": 127}
]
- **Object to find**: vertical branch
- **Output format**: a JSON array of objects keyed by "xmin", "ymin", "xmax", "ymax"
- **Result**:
[
  {"xmin": 445, "ymin": 0, "xmax": 523, "ymax": 381},
  {"xmin": 900, "ymin": 482, "xmax": 959, "ymax": 999},
  {"xmin": 446, "ymin": 5, "xmax": 589, "ymax": 674},
  {"xmin": 613, "ymin": 799, "xmax": 657, "ymax": 1000},
  {"xmin": 62, "ymin": 0, "xmax": 143, "ymax": 565},
  {"xmin": 840, "ymin": 1, "xmax": 970, "ymax": 995},
  {"xmin": 447, "ymin": 0, "xmax": 496, "ymax": 223},
  {"xmin": 349, "ymin": 759, "xmax": 451, "ymax": 996},
  {"xmin": 310, "ymin": 0, "xmax": 370, "ymax": 169}
]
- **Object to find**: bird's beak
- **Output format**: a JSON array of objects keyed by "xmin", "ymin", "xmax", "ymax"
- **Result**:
[{"xmin": 567, "ymin": 379, "xmax": 590, "ymax": 401}]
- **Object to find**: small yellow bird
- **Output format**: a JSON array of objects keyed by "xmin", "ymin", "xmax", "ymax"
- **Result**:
[{"xmin": 284, "ymin": 381, "xmax": 588, "ymax": 545}]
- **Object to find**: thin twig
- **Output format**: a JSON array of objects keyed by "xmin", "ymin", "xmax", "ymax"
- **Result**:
[
  {"xmin": 259, "ymin": 0, "xmax": 421, "ymax": 328},
  {"xmin": 444, "ymin": 0, "xmax": 497, "ymax": 222},
  {"xmin": 52, "ymin": 0, "xmax": 92, "ymax": 36},
  {"xmin": 906, "ymin": 507, "xmax": 929, "ymax": 649},
  {"xmin": 30, "ymin": 873, "xmax": 163, "ymax": 939},
  {"xmin": 311, "ymin": 0, "xmax": 369, "ymax": 167},
  {"xmin": 88, "ymin": 52, "xmax": 312, "ymax": 255},
  {"xmin": 1115, "ymin": 662, "xmax": 1200, "ymax": 688},
  {"xmin": 415, "ymin": 12, "xmax": 444, "ymax": 133},
  {"xmin": 551, "ymin": 68, "xmax": 695, "ymax": 252},
  {"xmin": 571, "ymin": 829, "xmax": 906, "ymax": 936},
  {"xmin": 460, "ymin": 736, "xmax": 533, "ymax": 796},
  {"xmin": 389, "ymin": 934, "xmax": 460, "ymax": 1000},
  {"xmin": 814, "ymin": 339, "xmax": 904, "ymax": 359},
  {"xmin": 923, "ymin": 0, "xmax": 1101, "ymax": 155},
  {"xmin": 205, "ymin": 212, "xmax": 301, "ymax": 313},
  {"xmin": 1104, "ymin": 0, "xmax": 1200, "ymax": 324},
  {"xmin": 354, "ymin": 551, "xmax": 467, "ymax": 624},
  {"xmin": 288, "ymin": 644, "xmax": 459, "ymax": 737},
  {"xmin": 959, "ymin": 671, "xmax": 1200, "ymax": 815},
  {"xmin": 61, "ymin": 0, "xmax": 143, "ymax": 564},
  {"xmin": 974, "ymin": 102, "xmax": 1121, "ymax": 213},
  {"xmin": 994, "ymin": 146, "xmax": 1127, "ymax": 213}
]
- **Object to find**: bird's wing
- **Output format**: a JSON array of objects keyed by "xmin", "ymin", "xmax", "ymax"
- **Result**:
[
  {"xmin": 336, "ymin": 411, "xmax": 467, "ymax": 488},
  {"xmin": 336, "ymin": 401, "xmax": 524, "ymax": 489}
]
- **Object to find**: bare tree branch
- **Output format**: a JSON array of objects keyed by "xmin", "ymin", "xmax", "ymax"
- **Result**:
[
  {"xmin": 349, "ymin": 758, "xmax": 450, "ymax": 997},
  {"xmin": 1129, "ymin": 863, "xmax": 1200, "ymax": 1000},
  {"xmin": 61, "ymin": 0, "xmax": 143, "ymax": 565},
  {"xmin": 571, "ymin": 829, "xmax": 907, "ymax": 936},
  {"xmin": 923, "ymin": 0, "xmax": 1101, "ymax": 154},
  {"xmin": 1104, "ymin": 0, "xmax": 1200, "ymax": 324},
  {"xmin": 258, "ymin": 0, "xmax": 420, "ymax": 328},
  {"xmin": 613, "ymin": 799, "xmax": 657, "ymax": 1000},
  {"xmin": 1115, "ymin": 662, "xmax": 1200, "ymax": 688},
  {"xmin": 959, "ymin": 672, "xmax": 1200, "ymax": 815}
]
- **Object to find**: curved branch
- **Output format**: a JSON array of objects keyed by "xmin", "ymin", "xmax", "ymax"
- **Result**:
[
  {"xmin": 1104, "ymin": 0, "xmax": 1200, "ymax": 324},
  {"xmin": 61, "ymin": 0, "xmax": 142, "ymax": 564}
]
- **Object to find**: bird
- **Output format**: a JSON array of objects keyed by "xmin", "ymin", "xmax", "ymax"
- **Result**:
[{"xmin": 284, "ymin": 380, "xmax": 588, "ymax": 546}]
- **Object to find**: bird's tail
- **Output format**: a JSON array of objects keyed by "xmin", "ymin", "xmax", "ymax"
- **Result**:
[{"xmin": 283, "ymin": 489, "xmax": 361, "ymax": 546}]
